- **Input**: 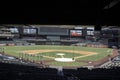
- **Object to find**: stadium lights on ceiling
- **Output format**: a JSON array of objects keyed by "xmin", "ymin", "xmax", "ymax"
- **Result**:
[{"xmin": 104, "ymin": 0, "xmax": 120, "ymax": 9}]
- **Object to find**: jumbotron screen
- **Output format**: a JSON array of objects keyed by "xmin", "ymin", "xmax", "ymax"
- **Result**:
[
  {"xmin": 9, "ymin": 28, "xmax": 19, "ymax": 33},
  {"xmin": 70, "ymin": 30, "xmax": 82, "ymax": 36},
  {"xmin": 87, "ymin": 27, "xmax": 94, "ymax": 35},
  {"xmin": 38, "ymin": 27, "xmax": 69, "ymax": 35},
  {"xmin": 23, "ymin": 28, "xmax": 36, "ymax": 34}
]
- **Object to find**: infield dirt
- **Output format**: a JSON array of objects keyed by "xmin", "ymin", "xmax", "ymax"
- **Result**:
[{"xmin": 21, "ymin": 50, "xmax": 97, "ymax": 59}]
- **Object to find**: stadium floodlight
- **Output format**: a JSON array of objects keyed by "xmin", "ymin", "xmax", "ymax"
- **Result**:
[{"xmin": 104, "ymin": 0, "xmax": 120, "ymax": 9}]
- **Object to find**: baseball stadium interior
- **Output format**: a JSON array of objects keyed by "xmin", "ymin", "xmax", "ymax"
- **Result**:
[
  {"xmin": 0, "ymin": 24, "xmax": 120, "ymax": 80},
  {"xmin": 1, "ymin": 0, "xmax": 120, "ymax": 80}
]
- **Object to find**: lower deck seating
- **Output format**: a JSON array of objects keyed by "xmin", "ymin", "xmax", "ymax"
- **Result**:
[{"xmin": 0, "ymin": 62, "xmax": 120, "ymax": 80}]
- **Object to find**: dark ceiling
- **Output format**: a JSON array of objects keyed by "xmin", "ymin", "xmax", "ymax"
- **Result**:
[
  {"xmin": 55, "ymin": 0, "xmax": 120, "ymax": 25},
  {"xmin": 1, "ymin": 0, "xmax": 120, "ymax": 25}
]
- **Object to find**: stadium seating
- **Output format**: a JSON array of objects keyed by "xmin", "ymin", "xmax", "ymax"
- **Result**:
[
  {"xmin": 101, "ymin": 56, "xmax": 120, "ymax": 68},
  {"xmin": 1, "ymin": 60, "xmax": 120, "ymax": 80},
  {"xmin": 0, "ymin": 62, "xmax": 67, "ymax": 80}
]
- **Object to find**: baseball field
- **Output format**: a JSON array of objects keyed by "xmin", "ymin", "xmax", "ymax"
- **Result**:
[{"xmin": 2, "ymin": 45, "xmax": 113, "ymax": 67}]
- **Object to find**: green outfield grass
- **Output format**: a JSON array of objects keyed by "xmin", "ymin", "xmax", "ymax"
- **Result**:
[{"xmin": 2, "ymin": 45, "xmax": 113, "ymax": 66}]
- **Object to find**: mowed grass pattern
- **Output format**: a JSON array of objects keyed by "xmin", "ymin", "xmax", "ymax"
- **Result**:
[{"xmin": 2, "ymin": 45, "xmax": 112, "ymax": 66}]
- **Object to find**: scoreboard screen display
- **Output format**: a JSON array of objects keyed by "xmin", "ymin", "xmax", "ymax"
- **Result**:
[
  {"xmin": 87, "ymin": 27, "xmax": 94, "ymax": 35},
  {"xmin": 70, "ymin": 30, "xmax": 82, "ymax": 36},
  {"xmin": 38, "ymin": 27, "xmax": 69, "ymax": 35},
  {"xmin": 23, "ymin": 28, "xmax": 36, "ymax": 34},
  {"xmin": 10, "ymin": 28, "xmax": 19, "ymax": 33}
]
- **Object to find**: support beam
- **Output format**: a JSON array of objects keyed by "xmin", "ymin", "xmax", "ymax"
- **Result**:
[{"xmin": 104, "ymin": 0, "xmax": 120, "ymax": 9}]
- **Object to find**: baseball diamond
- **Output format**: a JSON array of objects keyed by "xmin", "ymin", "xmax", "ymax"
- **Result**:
[{"xmin": 2, "ymin": 45, "xmax": 115, "ymax": 67}]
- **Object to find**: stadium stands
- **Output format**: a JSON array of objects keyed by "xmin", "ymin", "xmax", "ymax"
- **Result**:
[
  {"xmin": 100, "ymin": 55, "xmax": 120, "ymax": 68},
  {"xmin": 1, "ymin": 61, "xmax": 120, "ymax": 80}
]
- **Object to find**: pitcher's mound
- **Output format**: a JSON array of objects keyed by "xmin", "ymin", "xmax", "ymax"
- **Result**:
[{"xmin": 55, "ymin": 58, "xmax": 75, "ymax": 62}]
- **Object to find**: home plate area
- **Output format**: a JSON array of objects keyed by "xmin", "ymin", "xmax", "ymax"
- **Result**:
[{"xmin": 54, "ymin": 53, "xmax": 75, "ymax": 62}]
